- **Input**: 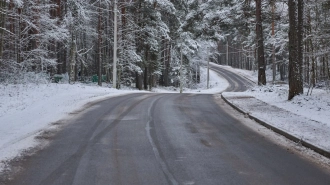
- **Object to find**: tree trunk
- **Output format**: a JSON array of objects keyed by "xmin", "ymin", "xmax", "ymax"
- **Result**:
[
  {"xmin": 272, "ymin": 1, "xmax": 276, "ymax": 83},
  {"xmin": 0, "ymin": 0, "xmax": 7, "ymax": 60},
  {"xmin": 311, "ymin": 44, "xmax": 316, "ymax": 87},
  {"xmin": 62, "ymin": 1, "xmax": 68, "ymax": 74},
  {"xmin": 69, "ymin": 34, "xmax": 76, "ymax": 84},
  {"xmin": 144, "ymin": 67, "xmax": 148, "ymax": 90},
  {"xmin": 288, "ymin": 0, "xmax": 303, "ymax": 100},
  {"xmin": 297, "ymin": 0, "xmax": 304, "ymax": 92},
  {"xmin": 17, "ymin": 8, "xmax": 22, "ymax": 63},
  {"xmin": 165, "ymin": 41, "xmax": 171, "ymax": 86},
  {"xmin": 136, "ymin": 72, "xmax": 143, "ymax": 90},
  {"xmin": 56, "ymin": 0, "xmax": 62, "ymax": 74},
  {"xmin": 305, "ymin": 39, "xmax": 309, "ymax": 84},
  {"xmin": 255, "ymin": 0, "xmax": 266, "ymax": 85},
  {"xmin": 280, "ymin": 63, "xmax": 285, "ymax": 81},
  {"xmin": 144, "ymin": 45, "xmax": 149, "ymax": 90},
  {"xmin": 97, "ymin": 1, "xmax": 102, "ymax": 86},
  {"xmin": 327, "ymin": 55, "xmax": 330, "ymax": 80}
]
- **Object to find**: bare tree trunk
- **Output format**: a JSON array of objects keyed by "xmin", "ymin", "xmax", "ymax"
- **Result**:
[
  {"xmin": 62, "ymin": 0, "xmax": 68, "ymax": 74},
  {"xmin": 8, "ymin": 0, "xmax": 14, "ymax": 60},
  {"xmin": 144, "ymin": 44, "xmax": 149, "ymax": 90},
  {"xmin": 97, "ymin": 0, "xmax": 102, "ymax": 86},
  {"xmin": 17, "ymin": 8, "xmax": 22, "ymax": 63},
  {"xmin": 272, "ymin": 1, "xmax": 276, "ymax": 83},
  {"xmin": 310, "ymin": 43, "xmax": 316, "ymax": 87},
  {"xmin": 144, "ymin": 67, "xmax": 148, "ymax": 90},
  {"xmin": 326, "ymin": 55, "xmax": 330, "ymax": 80},
  {"xmin": 165, "ymin": 41, "xmax": 171, "ymax": 86},
  {"xmin": 255, "ymin": 0, "xmax": 266, "ymax": 85},
  {"xmin": 136, "ymin": 72, "xmax": 143, "ymax": 90},
  {"xmin": 322, "ymin": 55, "xmax": 326, "ymax": 79},
  {"xmin": 55, "ymin": 0, "xmax": 62, "ymax": 74},
  {"xmin": 0, "ymin": 0, "xmax": 7, "ymax": 60},
  {"xmin": 288, "ymin": 0, "xmax": 303, "ymax": 100},
  {"xmin": 69, "ymin": 34, "xmax": 76, "ymax": 84},
  {"xmin": 297, "ymin": 0, "xmax": 304, "ymax": 92},
  {"xmin": 288, "ymin": 0, "xmax": 297, "ymax": 100},
  {"xmin": 305, "ymin": 8, "xmax": 312, "ymax": 85},
  {"xmin": 305, "ymin": 39, "xmax": 309, "ymax": 84}
]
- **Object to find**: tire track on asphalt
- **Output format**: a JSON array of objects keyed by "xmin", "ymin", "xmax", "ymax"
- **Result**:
[
  {"xmin": 210, "ymin": 65, "xmax": 254, "ymax": 92},
  {"xmin": 145, "ymin": 94, "xmax": 180, "ymax": 185},
  {"xmin": 39, "ymin": 94, "xmax": 156, "ymax": 185}
]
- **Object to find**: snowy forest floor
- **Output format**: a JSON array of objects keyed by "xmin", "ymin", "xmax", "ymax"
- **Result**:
[{"xmin": 1, "ymin": 64, "xmax": 330, "ymax": 172}]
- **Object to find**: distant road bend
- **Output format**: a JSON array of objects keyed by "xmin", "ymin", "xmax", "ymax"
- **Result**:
[{"xmin": 3, "ymin": 64, "xmax": 330, "ymax": 185}]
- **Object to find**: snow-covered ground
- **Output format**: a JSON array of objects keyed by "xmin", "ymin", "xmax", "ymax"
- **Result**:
[
  {"xmin": 0, "ymin": 68, "xmax": 228, "ymax": 170},
  {"xmin": 220, "ymin": 64, "xmax": 330, "ymax": 126},
  {"xmin": 219, "ymin": 64, "xmax": 330, "ymax": 153},
  {"xmin": 0, "ymin": 84, "xmax": 139, "ymax": 166}
]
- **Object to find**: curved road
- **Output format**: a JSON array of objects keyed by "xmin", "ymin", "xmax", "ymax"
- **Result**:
[
  {"xmin": 210, "ymin": 64, "xmax": 255, "ymax": 92},
  {"xmin": 2, "ymin": 64, "xmax": 330, "ymax": 185}
]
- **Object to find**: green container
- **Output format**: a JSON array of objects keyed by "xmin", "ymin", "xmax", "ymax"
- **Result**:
[
  {"xmin": 102, "ymin": 75, "xmax": 107, "ymax": 82},
  {"xmin": 92, "ymin": 75, "xmax": 98, "ymax": 82},
  {"xmin": 54, "ymin": 76, "xmax": 63, "ymax": 83},
  {"xmin": 92, "ymin": 75, "xmax": 107, "ymax": 82}
]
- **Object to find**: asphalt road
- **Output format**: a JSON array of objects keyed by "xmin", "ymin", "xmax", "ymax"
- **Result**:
[
  {"xmin": 210, "ymin": 64, "xmax": 255, "ymax": 92},
  {"xmin": 2, "ymin": 65, "xmax": 330, "ymax": 185}
]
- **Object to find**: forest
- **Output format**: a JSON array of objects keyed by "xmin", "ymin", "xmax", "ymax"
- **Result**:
[{"xmin": 0, "ymin": 0, "xmax": 329, "ymax": 100}]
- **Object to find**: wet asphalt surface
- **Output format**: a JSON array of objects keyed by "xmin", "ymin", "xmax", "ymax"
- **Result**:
[{"xmin": 2, "ymin": 65, "xmax": 330, "ymax": 185}]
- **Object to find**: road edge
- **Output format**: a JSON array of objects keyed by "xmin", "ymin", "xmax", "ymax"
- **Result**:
[{"xmin": 221, "ymin": 94, "xmax": 330, "ymax": 159}]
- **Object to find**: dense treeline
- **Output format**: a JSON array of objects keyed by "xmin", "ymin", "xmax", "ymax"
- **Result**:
[
  {"xmin": 215, "ymin": 0, "xmax": 330, "ymax": 99},
  {"xmin": 0, "ymin": 0, "xmax": 200, "ymax": 90},
  {"xmin": 0, "ymin": 0, "xmax": 329, "ymax": 99}
]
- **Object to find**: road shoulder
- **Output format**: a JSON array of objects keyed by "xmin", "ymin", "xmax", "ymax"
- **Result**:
[{"xmin": 221, "ymin": 92, "xmax": 330, "ymax": 159}]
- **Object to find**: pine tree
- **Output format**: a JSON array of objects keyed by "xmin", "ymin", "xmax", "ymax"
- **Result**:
[
  {"xmin": 288, "ymin": 0, "xmax": 303, "ymax": 100},
  {"xmin": 255, "ymin": 0, "xmax": 266, "ymax": 85}
]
